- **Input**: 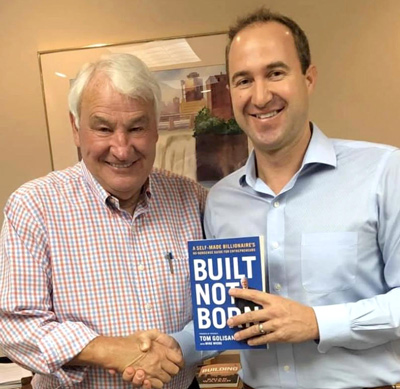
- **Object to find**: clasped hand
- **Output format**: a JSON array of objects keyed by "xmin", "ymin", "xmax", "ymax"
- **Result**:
[{"xmin": 110, "ymin": 329, "xmax": 183, "ymax": 388}]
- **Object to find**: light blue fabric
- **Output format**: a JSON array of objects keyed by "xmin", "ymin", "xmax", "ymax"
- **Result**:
[
  {"xmin": 171, "ymin": 320, "xmax": 218, "ymax": 366},
  {"xmin": 204, "ymin": 124, "xmax": 400, "ymax": 389}
]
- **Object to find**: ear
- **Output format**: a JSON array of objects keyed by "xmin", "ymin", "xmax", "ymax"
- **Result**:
[
  {"xmin": 69, "ymin": 112, "xmax": 80, "ymax": 148},
  {"xmin": 305, "ymin": 64, "xmax": 318, "ymax": 95}
]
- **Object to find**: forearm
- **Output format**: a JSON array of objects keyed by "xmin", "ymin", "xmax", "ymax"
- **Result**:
[
  {"xmin": 68, "ymin": 335, "xmax": 139, "ymax": 371},
  {"xmin": 68, "ymin": 336, "xmax": 109, "ymax": 368},
  {"xmin": 314, "ymin": 288, "xmax": 400, "ymax": 353}
]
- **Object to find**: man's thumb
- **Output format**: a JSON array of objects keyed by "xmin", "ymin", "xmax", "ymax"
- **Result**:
[{"xmin": 139, "ymin": 329, "xmax": 159, "ymax": 352}]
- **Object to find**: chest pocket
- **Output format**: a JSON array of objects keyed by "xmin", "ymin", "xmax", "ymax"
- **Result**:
[
  {"xmin": 301, "ymin": 232, "xmax": 358, "ymax": 293},
  {"xmin": 162, "ymin": 245, "xmax": 192, "ymax": 323}
]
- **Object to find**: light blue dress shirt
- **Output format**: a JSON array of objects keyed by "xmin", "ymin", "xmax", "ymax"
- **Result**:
[{"xmin": 204, "ymin": 125, "xmax": 400, "ymax": 389}]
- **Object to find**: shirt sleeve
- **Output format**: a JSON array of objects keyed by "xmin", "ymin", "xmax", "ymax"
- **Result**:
[
  {"xmin": 170, "ymin": 320, "xmax": 219, "ymax": 366},
  {"xmin": 0, "ymin": 194, "xmax": 99, "ymax": 386},
  {"xmin": 314, "ymin": 150, "xmax": 400, "ymax": 352}
]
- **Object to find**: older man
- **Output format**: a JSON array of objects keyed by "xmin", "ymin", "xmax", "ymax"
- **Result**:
[
  {"xmin": 205, "ymin": 8, "xmax": 400, "ymax": 389},
  {"xmin": 0, "ymin": 54, "xmax": 209, "ymax": 388}
]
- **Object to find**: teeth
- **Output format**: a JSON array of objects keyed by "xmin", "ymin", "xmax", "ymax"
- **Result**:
[
  {"xmin": 108, "ymin": 162, "xmax": 133, "ymax": 168},
  {"xmin": 256, "ymin": 110, "xmax": 279, "ymax": 119}
]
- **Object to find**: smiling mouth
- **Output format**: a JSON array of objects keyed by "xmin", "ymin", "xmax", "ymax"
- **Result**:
[
  {"xmin": 250, "ymin": 108, "xmax": 284, "ymax": 119},
  {"xmin": 106, "ymin": 161, "xmax": 135, "ymax": 169}
]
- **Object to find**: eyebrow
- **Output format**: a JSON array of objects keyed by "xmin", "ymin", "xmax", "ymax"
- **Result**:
[
  {"xmin": 89, "ymin": 114, "xmax": 149, "ymax": 128},
  {"xmin": 231, "ymin": 61, "xmax": 290, "ymax": 84},
  {"xmin": 89, "ymin": 116, "xmax": 112, "ymax": 127},
  {"xmin": 126, "ymin": 115, "xmax": 149, "ymax": 127}
]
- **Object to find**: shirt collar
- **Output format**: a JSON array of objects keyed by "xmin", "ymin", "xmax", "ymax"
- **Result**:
[
  {"xmin": 240, "ymin": 123, "xmax": 337, "ymax": 188},
  {"xmin": 80, "ymin": 161, "xmax": 152, "ymax": 211},
  {"xmin": 80, "ymin": 161, "xmax": 110, "ymax": 205},
  {"xmin": 302, "ymin": 123, "xmax": 337, "ymax": 168}
]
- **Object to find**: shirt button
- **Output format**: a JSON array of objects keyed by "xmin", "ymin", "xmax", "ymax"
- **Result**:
[
  {"xmin": 272, "ymin": 241, "xmax": 279, "ymax": 249},
  {"xmin": 274, "ymin": 283, "xmax": 282, "ymax": 291},
  {"xmin": 283, "ymin": 365, "xmax": 290, "ymax": 372},
  {"xmin": 273, "ymin": 201, "xmax": 280, "ymax": 208},
  {"xmin": 145, "ymin": 303, "xmax": 152, "ymax": 310},
  {"xmin": 138, "ymin": 264, "xmax": 145, "ymax": 271}
]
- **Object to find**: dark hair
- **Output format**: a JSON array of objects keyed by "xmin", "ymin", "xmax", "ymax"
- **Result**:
[{"xmin": 226, "ymin": 7, "xmax": 311, "ymax": 76}]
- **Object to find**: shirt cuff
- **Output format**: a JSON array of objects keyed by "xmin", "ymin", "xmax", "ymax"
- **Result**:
[
  {"xmin": 171, "ymin": 321, "xmax": 219, "ymax": 366},
  {"xmin": 313, "ymin": 304, "xmax": 352, "ymax": 353},
  {"xmin": 38, "ymin": 321, "xmax": 99, "ymax": 386}
]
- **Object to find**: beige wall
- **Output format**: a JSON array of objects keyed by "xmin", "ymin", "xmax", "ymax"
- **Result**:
[{"xmin": 1, "ymin": 0, "xmax": 400, "ymax": 224}]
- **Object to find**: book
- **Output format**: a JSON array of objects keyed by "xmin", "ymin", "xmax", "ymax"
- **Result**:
[
  {"xmin": 0, "ymin": 362, "xmax": 32, "ymax": 388},
  {"xmin": 197, "ymin": 362, "xmax": 241, "ymax": 388},
  {"xmin": 188, "ymin": 236, "xmax": 266, "ymax": 350}
]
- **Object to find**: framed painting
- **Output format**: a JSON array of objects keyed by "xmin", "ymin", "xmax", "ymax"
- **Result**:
[{"xmin": 38, "ymin": 32, "xmax": 249, "ymax": 186}]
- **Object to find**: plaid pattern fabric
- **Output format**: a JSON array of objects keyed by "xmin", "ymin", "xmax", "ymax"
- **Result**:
[{"xmin": 0, "ymin": 162, "xmax": 207, "ymax": 388}]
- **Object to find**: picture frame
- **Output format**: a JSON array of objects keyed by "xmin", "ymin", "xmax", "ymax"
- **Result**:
[{"xmin": 38, "ymin": 32, "xmax": 249, "ymax": 185}]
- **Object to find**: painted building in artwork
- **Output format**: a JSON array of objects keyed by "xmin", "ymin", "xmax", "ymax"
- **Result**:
[
  {"xmin": 180, "ymin": 71, "xmax": 207, "ymax": 120},
  {"xmin": 205, "ymin": 73, "xmax": 233, "ymax": 120},
  {"xmin": 183, "ymin": 71, "xmax": 204, "ymax": 101},
  {"xmin": 159, "ymin": 70, "xmax": 233, "ymax": 130}
]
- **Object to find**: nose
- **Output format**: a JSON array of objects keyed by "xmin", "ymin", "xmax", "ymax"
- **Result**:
[
  {"xmin": 252, "ymin": 80, "xmax": 273, "ymax": 109},
  {"xmin": 111, "ymin": 132, "xmax": 132, "ymax": 160}
]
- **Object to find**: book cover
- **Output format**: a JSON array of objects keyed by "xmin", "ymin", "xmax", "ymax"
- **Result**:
[
  {"xmin": 188, "ymin": 236, "xmax": 266, "ymax": 350},
  {"xmin": 197, "ymin": 362, "xmax": 241, "ymax": 388}
]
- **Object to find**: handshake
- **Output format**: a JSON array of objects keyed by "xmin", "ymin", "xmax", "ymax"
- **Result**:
[{"xmin": 105, "ymin": 329, "xmax": 184, "ymax": 388}]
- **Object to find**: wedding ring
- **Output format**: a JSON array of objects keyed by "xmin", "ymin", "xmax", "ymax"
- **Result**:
[{"xmin": 258, "ymin": 323, "xmax": 266, "ymax": 335}]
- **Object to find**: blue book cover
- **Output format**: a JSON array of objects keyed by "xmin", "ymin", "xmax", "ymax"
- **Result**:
[{"xmin": 188, "ymin": 236, "xmax": 266, "ymax": 350}]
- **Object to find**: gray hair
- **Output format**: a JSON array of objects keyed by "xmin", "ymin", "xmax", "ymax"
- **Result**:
[{"xmin": 68, "ymin": 53, "xmax": 161, "ymax": 128}]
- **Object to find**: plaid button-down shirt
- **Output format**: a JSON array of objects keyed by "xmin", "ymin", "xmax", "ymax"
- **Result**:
[{"xmin": 0, "ymin": 162, "xmax": 207, "ymax": 388}]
